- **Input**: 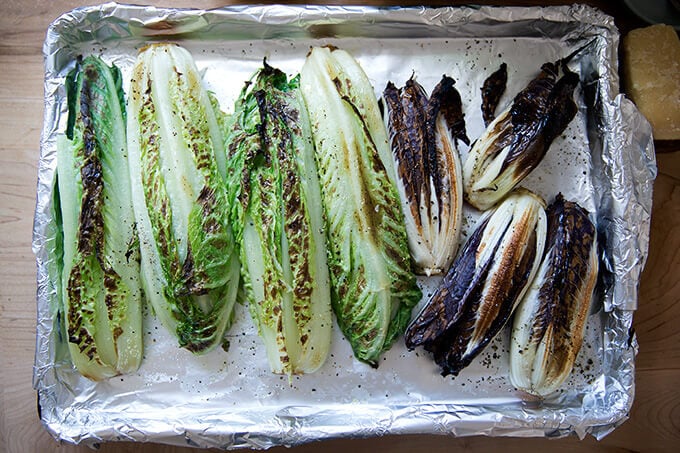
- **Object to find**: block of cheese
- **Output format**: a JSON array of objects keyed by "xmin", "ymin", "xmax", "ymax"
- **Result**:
[{"xmin": 623, "ymin": 24, "xmax": 680, "ymax": 140}]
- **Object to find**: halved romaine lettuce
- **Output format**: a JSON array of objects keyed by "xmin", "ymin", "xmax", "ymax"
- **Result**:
[
  {"xmin": 223, "ymin": 62, "xmax": 332, "ymax": 375},
  {"xmin": 56, "ymin": 55, "xmax": 142, "ymax": 380},
  {"xmin": 300, "ymin": 47, "xmax": 422, "ymax": 366},
  {"xmin": 127, "ymin": 44, "xmax": 240, "ymax": 353}
]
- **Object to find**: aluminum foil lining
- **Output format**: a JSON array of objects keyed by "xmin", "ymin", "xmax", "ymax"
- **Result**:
[{"xmin": 33, "ymin": 3, "xmax": 656, "ymax": 449}]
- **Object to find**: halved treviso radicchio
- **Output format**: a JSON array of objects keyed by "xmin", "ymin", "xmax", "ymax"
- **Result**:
[
  {"xmin": 405, "ymin": 189, "xmax": 547, "ymax": 377},
  {"xmin": 510, "ymin": 194, "xmax": 598, "ymax": 397},
  {"xmin": 381, "ymin": 75, "xmax": 469, "ymax": 276},
  {"xmin": 463, "ymin": 59, "xmax": 580, "ymax": 211}
]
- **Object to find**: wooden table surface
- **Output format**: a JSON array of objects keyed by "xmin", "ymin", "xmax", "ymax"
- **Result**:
[{"xmin": 1, "ymin": 1, "xmax": 678, "ymax": 452}]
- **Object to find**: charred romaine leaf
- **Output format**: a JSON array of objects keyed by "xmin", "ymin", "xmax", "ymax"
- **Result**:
[
  {"xmin": 223, "ymin": 62, "xmax": 332, "ymax": 375},
  {"xmin": 382, "ymin": 75, "xmax": 468, "ymax": 276},
  {"xmin": 510, "ymin": 194, "xmax": 598, "ymax": 396},
  {"xmin": 405, "ymin": 189, "xmax": 547, "ymax": 377},
  {"xmin": 463, "ymin": 60, "xmax": 579, "ymax": 210},
  {"xmin": 127, "ymin": 44, "xmax": 240, "ymax": 353},
  {"xmin": 300, "ymin": 46, "xmax": 422, "ymax": 366},
  {"xmin": 481, "ymin": 62, "xmax": 508, "ymax": 127},
  {"xmin": 56, "ymin": 55, "xmax": 142, "ymax": 380}
]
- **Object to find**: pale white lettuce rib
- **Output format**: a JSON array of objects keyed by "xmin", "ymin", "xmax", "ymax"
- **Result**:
[
  {"xmin": 127, "ymin": 49, "xmax": 174, "ymax": 335},
  {"xmin": 290, "ymin": 88, "xmax": 333, "ymax": 373}
]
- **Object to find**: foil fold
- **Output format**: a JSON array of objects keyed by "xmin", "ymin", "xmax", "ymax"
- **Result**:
[{"xmin": 34, "ymin": 3, "xmax": 655, "ymax": 449}]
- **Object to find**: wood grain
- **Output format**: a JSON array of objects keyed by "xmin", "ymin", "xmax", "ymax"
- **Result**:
[
  {"xmin": 636, "ymin": 169, "xmax": 680, "ymax": 373},
  {"xmin": 1, "ymin": 2, "xmax": 678, "ymax": 452}
]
